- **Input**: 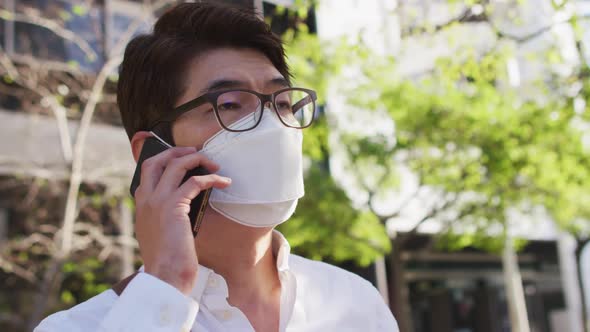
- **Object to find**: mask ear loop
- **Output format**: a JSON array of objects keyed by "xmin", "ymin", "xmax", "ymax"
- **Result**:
[
  {"xmin": 149, "ymin": 131, "xmax": 173, "ymax": 148},
  {"xmin": 149, "ymin": 122, "xmax": 175, "ymax": 146}
]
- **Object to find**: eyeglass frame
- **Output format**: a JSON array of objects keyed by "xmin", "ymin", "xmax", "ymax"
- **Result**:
[{"xmin": 147, "ymin": 87, "xmax": 318, "ymax": 133}]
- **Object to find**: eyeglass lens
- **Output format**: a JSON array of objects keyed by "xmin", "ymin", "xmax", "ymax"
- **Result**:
[
  {"xmin": 174, "ymin": 89, "xmax": 315, "ymax": 131},
  {"xmin": 216, "ymin": 91, "xmax": 262, "ymax": 130},
  {"xmin": 274, "ymin": 89, "xmax": 314, "ymax": 128}
]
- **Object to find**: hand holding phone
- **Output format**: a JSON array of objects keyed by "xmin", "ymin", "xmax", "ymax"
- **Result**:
[
  {"xmin": 130, "ymin": 134, "xmax": 231, "ymax": 294},
  {"xmin": 130, "ymin": 135, "xmax": 212, "ymax": 237}
]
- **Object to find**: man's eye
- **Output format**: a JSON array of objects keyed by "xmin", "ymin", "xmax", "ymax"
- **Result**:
[
  {"xmin": 218, "ymin": 102, "xmax": 242, "ymax": 111},
  {"xmin": 276, "ymin": 101, "xmax": 291, "ymax": 110}
]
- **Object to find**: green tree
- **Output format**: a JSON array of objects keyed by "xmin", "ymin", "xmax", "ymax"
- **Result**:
[
  {"xmin": 278, "ymin": 0, "xmax": 590, "ymax": 330},
  {"xmin": 277, "ymin": 22, "xmax": 392, "ymax": 266},
  {"xmin": 334, "ymin": 0, "xmax": 590, "ymax": 330}
]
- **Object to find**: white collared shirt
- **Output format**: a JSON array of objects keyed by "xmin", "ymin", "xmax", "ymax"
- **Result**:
[{"xmin": 35, "ymin": 231, "xmax": 398, "ymax": 331}]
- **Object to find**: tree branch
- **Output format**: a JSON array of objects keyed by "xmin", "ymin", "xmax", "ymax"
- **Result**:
[
  {"xmin": 26, "ymin": 2, "xmax": 176, "ymax": 327},
  {"xmin": 8, "ymin": 53, "xmax": 85, "ymax": 75},
  {"xmin": 0, "ymin": 45, "xmax": 19, "ymax": 80},
  {"xmin": 60, "ymin": 53, "xmax": 122, "ymax": 254},
  {"xmin": 376, "ymin": 185, "xmax": 422, "ymax": 221},
  {"xmin": 0, "ymin": 48, "xmax": 75, "ymax": 163},
  {"xmin": 407, "ymin": 192, "xmax": 459, "ymax": 236},
  {"xmin": 401, "ymin": 3, "xmax": 590, "ymax": 48},
  {"xmin": 58, "ymin": 0, "xmax": 170, "ymax": 254},
  {"xmin": 0, "ymin": 9, "xmax": 99, "ymax": 62},
  {"xmin": 40, "ymin": 94, "xmax": 74, "ymax": 162},
  {"xmin": 401, "ymin": 7, "xmax": 488, "ymax": 38},
  {"xmin": 0, "ymin": 255, "xmax": 37, "ymax": 283},
  {"xmin": 7, "ymin": 232, "xmax": 56, "ymax": 253},
  {"xmin": 347, "ymin": 233, "xmax": 389, "ymax": 253},
  {"xmin": 496, "ymin": 14, "xmax": 590, "ymax": 44}
]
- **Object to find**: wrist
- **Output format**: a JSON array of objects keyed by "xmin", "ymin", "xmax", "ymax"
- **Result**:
[{"xmin": 146, "ymin": 265, "xmax": 197, "ymax": 295}]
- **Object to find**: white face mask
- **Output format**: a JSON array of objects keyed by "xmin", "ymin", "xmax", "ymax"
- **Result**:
[{"xmin": 199, "ymin": 109, "xmax": 304, "ymax": 227}]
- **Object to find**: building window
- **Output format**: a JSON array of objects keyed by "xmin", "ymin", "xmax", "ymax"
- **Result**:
[
  {"xmin": 0, "ymin": 0, "xmax": 317, "ymax": 72},
  {"xmin": 105, "ymin": 0, "xmax": 152, "ymax": 58},
  {"xmin": 5, "ymin": 0, "xmax": 106, "ymax": 71}
]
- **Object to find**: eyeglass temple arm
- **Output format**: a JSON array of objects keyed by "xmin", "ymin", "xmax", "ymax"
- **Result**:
[{"xmin": 291, "ymin": 95, "xmax": 314, "ymax": 112}]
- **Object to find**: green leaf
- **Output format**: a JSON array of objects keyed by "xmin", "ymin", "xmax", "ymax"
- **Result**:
[
  {"xmin": 72, "ymin": 5, "xmax": 88, "ymax": 16},
  {"xmin": 60, "ymin": 290, "xmax": 75, "ymax": 305}
]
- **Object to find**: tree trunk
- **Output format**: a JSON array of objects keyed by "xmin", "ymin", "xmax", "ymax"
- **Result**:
[
  {"xmin": 374, "ymin": 256, "xmax": 390, "ymax": 306},
  {"xmin": 119, "ymin": 200, "xmax": 135, "ymax": 279},
  {"xmin": 575, "ymin": 238, "xmax": 590, "ymax": 332},
  {"xmin": 558, "ymin": 232, "xmax": 585, "ymax": 332},
  {"xmin": 27, "ymin": 256, "xmax": 66, "ymax": 331},
  {"xmin": 502, "ymin": 236, "xmax": 531, "ymax": 332},
  {"xmin": 388, "ymin": 236, "xmax": 413, "ymax": 332},
  {"xmin": 0, "ymin": 209, "xmax": 7, "ymax": 246}
]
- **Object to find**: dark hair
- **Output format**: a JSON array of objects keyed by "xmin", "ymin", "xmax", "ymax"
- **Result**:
[{"xmin": 117, "ymin": 2, "xmax": 290, "ymax": 141}]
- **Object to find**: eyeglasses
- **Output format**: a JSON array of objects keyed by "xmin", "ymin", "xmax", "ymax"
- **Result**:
[{"xmin": 149, "ymin": 87, "xmax": 318, "ymax": 132}]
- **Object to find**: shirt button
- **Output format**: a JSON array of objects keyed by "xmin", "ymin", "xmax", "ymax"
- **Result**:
[
  {"xmin": 158, "ymin": 304, "xmax": 173, "ymax": 326},
  {"xmin": 214, "ymin": 309, "xmax": 233, "ymax": 321},
  {"xmin": 222, "ymin": 310, "xmax": 232, "ymax": 321},
  {"xmin": 207, "ymin": 275, "xmax": 218, "ymax": 288}
]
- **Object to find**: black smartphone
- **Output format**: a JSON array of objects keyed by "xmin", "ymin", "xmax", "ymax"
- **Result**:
[{"xmin": 130, "ymin": 135, "xmax": 212, "ymax": 237}]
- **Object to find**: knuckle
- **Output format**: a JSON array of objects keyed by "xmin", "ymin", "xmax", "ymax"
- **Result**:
[
  {"xmin": 134, "ymin": 185, "xmax": 146, "ymax": 199},
  {"xmin": 136, "ymin": 185, "xmax": 157, "ymax": 202},
  {"xmin": 145, "ymin": 196, "xmax": 161, "ymax": 210},
  {"xmin": 168, "ymin": 158, "xmax": 183, "ymax": 168},
  {"xmin": 147, "ymin": 199, "xmax": 162, "ymax": 212},
  {"xmin": 141, "ymin": 158, "xmax": 155, "ymax": 173},
  {"xmin": 174, "ymin": 146, "xmax": 192, "ymax": 152},
  {"xmin": 189, "ymin": 176, "xmax": 204, "ymax": 189},
  {"xmin": 193, "ymin": 153, "xmax": 205, "ymax": 163},
  {"xmin": 172, "ymin": 147, "xmax": 195, "ymax": 158},
  {"xmin": 200, "ymin": 154, "xmax": 213, "ymax": 164}
]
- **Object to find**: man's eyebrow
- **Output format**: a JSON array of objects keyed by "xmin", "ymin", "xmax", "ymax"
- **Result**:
[
  {"xmin": 200, "ymin": 79, "xmax": 246, "ymax": 94},
  {"xmin": 200, "ymin": 77, "xmax": 291, "ymax": 94},
  {"xmin": 267, "ymin": 77, "xmax": 291, "ymax": 89}
]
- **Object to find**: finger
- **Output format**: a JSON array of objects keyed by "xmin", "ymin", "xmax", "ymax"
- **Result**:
[
  {"xmin": 156, "ymin": 153, "xmax": 221, "ymax": 194},
  {"xmin": 174, "ymin": 174, "xmax": 232, "ymax": 203},
  {"xmin": 138, "ymin": 146, "xmax": 196, "ymax": 192}
]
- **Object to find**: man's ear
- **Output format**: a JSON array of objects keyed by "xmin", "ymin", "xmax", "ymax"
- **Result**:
[{"xmin": 130, "ymin": 131, "xmax": 152, "ymax": 163}]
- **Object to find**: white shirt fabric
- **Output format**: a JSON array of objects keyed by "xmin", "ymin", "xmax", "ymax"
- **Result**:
[{"xmin": 35, "ymin": 231, "xmax": 399, "ymax": 332}]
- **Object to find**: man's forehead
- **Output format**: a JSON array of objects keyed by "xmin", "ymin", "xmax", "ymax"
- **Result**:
[{"xmin": 187, "ymin": 48, "xmax": 286, "ymax": 91}]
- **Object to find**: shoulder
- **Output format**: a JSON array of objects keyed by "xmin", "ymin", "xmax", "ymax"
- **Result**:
[
  {"xmin": 289, "ymin": 254, "xmax": 399, "ymax": 331},
  {"xmin": 34, "ymin": 290, "xmax": 117, "ymax": 331},
  {"xmin": 289, "ymin": 254, "xmax": 385, "ymax": 310},
  {"xmin": 289, "ymin": 254, "xmax": 376, "ymax": 297},
  {"xmin": 36, "ymin": 272, "xmax": 199, "ymax": 332}
]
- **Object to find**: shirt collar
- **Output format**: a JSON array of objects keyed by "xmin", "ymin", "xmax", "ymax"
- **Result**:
[
  {"xmin": 272, "ymin": 229, "xmax": 291, "ymax": 273},
  {"xmin": 190, "ymin": 229, "xmax": 291, "ymax": 302}
]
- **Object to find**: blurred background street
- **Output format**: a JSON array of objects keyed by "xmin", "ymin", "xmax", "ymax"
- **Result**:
[{"xmin": 0, "ymin": 0, "xmax": 589, "ymax": 331}]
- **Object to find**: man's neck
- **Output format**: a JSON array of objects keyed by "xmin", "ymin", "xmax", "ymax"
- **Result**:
[{"xmin": 195, "ymin": 209, "xmax": 281, "ymax": 306}]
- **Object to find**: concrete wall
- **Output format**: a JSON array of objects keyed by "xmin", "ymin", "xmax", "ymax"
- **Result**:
[{"xmin": 0, "ymin": 110, "xmax": 134, "ymax": 193}]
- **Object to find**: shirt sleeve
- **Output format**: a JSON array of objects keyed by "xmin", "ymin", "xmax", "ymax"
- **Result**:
[
  {"xmin": 34, "ymin": 272, "xmax": 199, "ymax": 332},
  {"xmin": 351, "ymin": 275, "xmax": 399, "ymax": 332},
  {"xmin": 368, "ymin": 283, "xmax": 399, "ymax": 332}
]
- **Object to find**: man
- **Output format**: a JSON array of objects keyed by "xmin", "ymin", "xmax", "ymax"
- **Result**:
[{"xmin": 35, "ymin": 2, "xmax": 398, "ymax": 331}]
